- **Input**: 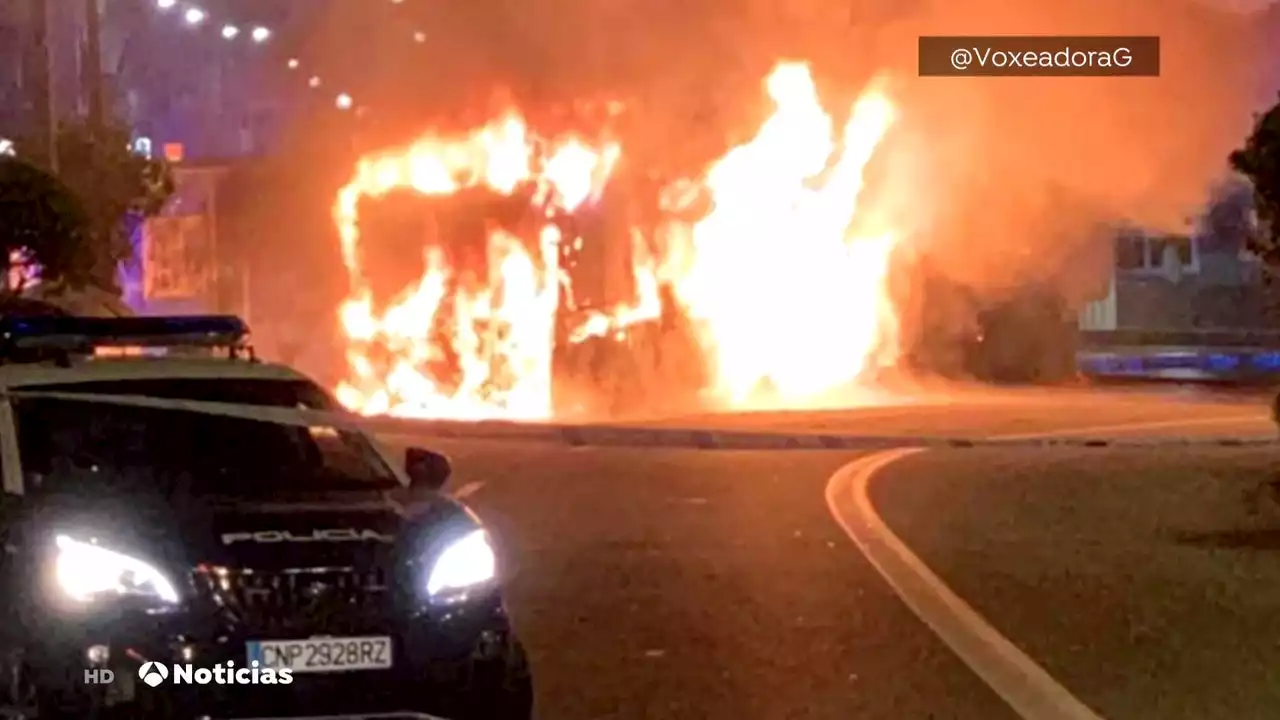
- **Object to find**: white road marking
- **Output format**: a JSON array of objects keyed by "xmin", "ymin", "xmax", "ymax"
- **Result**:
[
  {"xmin": 823, "ymin": 415, "xmax": 1258, "ymax": 720},
  {"xmin": 826, "ymin": 450, "xmax": 1105, "ymax": 720},
  {"xmin": 451, "ymin": 481, "xmax": 485, "ymax": 499}
]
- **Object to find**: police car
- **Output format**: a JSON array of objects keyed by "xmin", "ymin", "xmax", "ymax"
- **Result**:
[{"xmin": 0, "ymin": 316, "xmax": 533, "ymax": 719}]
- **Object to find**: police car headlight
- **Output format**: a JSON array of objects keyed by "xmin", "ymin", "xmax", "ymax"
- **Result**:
[
  {"xmin": 54, "ymin": 535, "xmax": 179, "ymax": 604},
  {"xmin": 425, "ymin": 529, "xmax": 496, "ymax": 603}
]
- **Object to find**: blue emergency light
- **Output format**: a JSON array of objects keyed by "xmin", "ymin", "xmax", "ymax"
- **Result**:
[{"xmin": 0, "ymin": 315, "xmax": 249, "ymax": 354}]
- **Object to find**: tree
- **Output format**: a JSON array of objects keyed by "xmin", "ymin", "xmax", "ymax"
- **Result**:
[
  {"xmin": 10, "ymin": 119, "xmax": 174, "ymax": 292},
  {"xmin": 0, "ymin": 157, "xmax": 89, "ymax": 290},
  {"xmin": 1229, "ymin": 96, "xmax": 1280, "ymax": 265}
]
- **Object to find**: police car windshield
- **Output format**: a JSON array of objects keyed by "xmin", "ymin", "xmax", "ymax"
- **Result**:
[{"xmin": 14, "ymin": 397, "xmax": 400, "ymax": 496}]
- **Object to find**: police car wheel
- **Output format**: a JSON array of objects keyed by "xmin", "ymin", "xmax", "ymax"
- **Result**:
[
  {"xmin": 0, "ymin": 653, "xmax": 144, "ymax": 720},
  {"xmin": 460, "ymin": 677, "xmax": 533, "ymax": 720},
  {"xmin": 0, "ymin": 648, "xmax": 37, "ymax": 719},
  {"xmin": 31, "ymin": 684, "xmax": 100, "ymax": 720},
  {"xmin": 472, "ymin": 642, "xmax": 534, "ymax": 720}
]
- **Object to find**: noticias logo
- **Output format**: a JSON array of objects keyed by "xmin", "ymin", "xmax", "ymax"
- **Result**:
[{"xmin": 137, "ymin": 660, "xmax": 294, "ymax": 687}]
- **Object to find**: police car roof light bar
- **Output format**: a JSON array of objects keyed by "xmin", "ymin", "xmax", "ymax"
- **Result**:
[{"xmin": 0, "ymin": 315, "xmax": 250, "ymax": 353}]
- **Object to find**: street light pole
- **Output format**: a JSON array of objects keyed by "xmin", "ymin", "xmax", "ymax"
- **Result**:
[
  {"xmin": 83, "ymin": 0, "xmax": 105, "ymax": 131},
  {"xmin": 27, "ymin": 0, "xmax": 57, "ymax": 170}
]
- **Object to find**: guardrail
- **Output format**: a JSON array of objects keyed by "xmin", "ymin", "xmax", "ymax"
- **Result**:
[
  {"xmin": 1077, "ymin": 329, "xmax": 1280, "ymax": 383},
  {"xmin": 1078, "ymin": 348, "xmax": 1280, "ymax": 382}
]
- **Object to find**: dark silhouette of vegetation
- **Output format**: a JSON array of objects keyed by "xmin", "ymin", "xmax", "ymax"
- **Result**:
[
  {"xmin": 0, "ymin": 157, "xmax": 89, "ymax": 289},
  {"xmin": 1, "ymin": 119, "xmax": 174, "ymax": 294},
  {"xmin": 1229, "ymin": 96, "xmax": 1280, "ymax": 265}
]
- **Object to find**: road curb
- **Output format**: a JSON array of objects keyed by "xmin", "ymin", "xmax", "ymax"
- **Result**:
[{"xmin": 363, "ymin": 415, "xmax": 1273, "ymax": 451}]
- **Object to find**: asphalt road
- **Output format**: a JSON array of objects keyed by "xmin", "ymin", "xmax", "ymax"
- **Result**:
[
  {"xmin": 432, "ymin": 440, "xmax": 1019, "ymax": 720},
  {"xmin": 384, "ymin": 389, "xmax": 1277, "ymax": 720},
  {"xmin": 870, "ymin": 446, "xmax": 1280, "ymax": 720}
]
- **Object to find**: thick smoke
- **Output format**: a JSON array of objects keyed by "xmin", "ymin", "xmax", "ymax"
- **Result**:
[
  {"xmin": 283, "ymin": 0, "xmax": 1271, "ymax": 398},
  {"xmin": 363, "ymin": 0, "xmax": 1271, "ymax": 297},
  {"xmin": 861, "ymin": 0, "xmax": 1270, "ymax": 305}
]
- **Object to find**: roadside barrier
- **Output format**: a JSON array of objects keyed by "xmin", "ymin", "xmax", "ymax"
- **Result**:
[{"xmin": 1078, "ymin": 347, "xmax": 1280, "ymax": 383}]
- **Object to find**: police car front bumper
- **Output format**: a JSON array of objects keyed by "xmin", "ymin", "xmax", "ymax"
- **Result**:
[{"xmin": 29, "ymin": 593, "xmax": 533, "ymax": 720}]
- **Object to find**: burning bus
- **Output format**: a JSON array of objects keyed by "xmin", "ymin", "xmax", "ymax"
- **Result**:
[{"xmin": 328, "ymin": 61, "xmax": 909, "ymax": 421}]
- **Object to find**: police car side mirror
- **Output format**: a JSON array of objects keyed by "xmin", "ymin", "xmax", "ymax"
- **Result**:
[{"xmin": 404, "ymin": 447, "xmax": 451, "ymax": 492}]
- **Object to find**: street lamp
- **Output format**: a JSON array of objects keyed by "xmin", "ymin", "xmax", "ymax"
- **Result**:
[
  {"xmin": 221, "ymin": 24, "xmax": 238, "ymax": 39},
  {"xmin": 251, "ymin": 26, "xmax": 270, "ymax": 42},
  {"xmin": 184, "ymin": 7, "xmax": 205, "ymax": 25},
  {"xmin": 336, "ymin": 93, "xmax": 353, "ymax": 110},
  {"xmin": 156, "ymin": 0, "xmax": 175, "ymax": 8}
]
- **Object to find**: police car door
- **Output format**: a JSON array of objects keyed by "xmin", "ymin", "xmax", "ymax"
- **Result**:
[{"xmin": 0, "ymin": 393, "xmax": 22, "ymax": 622}]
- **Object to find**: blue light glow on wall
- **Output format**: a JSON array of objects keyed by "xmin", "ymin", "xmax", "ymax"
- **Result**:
[{"xmin": 118, "ymin": 214, "xmax": 146, "ymax": 311}]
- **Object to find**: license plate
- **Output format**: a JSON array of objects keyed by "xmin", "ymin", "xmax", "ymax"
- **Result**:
[{"xmin": 246, "ymin": 636, "xmax": 392, "ymax": 673}]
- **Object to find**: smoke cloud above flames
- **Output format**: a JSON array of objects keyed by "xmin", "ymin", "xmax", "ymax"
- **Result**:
[
  {"xmin": 373, "ymin": 0, "xmax": 1267, "ymax": 299},
  {"xmin": 865, "ymin": 0, "xmax": 1268, "ymax": 302}
]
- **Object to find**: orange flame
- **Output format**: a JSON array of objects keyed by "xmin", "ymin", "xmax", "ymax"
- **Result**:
[
  {"xmin": 663, "ymin": 62, "xmax": 900, "ymax": 404},
  {"xmin": 333, "ymin": 61, "xmax": 901, "ymax": 418},
  {"xmin": 333, "ymin": 111, "xmax": 620, "ymax": 419}
]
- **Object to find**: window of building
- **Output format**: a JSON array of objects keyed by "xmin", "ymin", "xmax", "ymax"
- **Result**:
[
  {"xmin": 1147, "ymin": 235, "xmax": 1194, "ymax": 267},
  {"xmin": 1116, "ymin": 234, "xmax": 1146, "ymax": 270},
  {"xmin": 1114, "ymin": 232, "xmax": 1199, "ymax": 276}
]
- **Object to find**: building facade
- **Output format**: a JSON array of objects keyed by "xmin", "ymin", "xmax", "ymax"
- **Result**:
[
  {"xmin": 1078, "ymin": 0, "xmax": 1280, "ymax": 331},
  {"xmin": 0, "ymin": 0, "xmax": 315, "ymax": 318},
  {"xmin": 1080, "ymin": 180, "xmax": 1271, "ymax": 331}
]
